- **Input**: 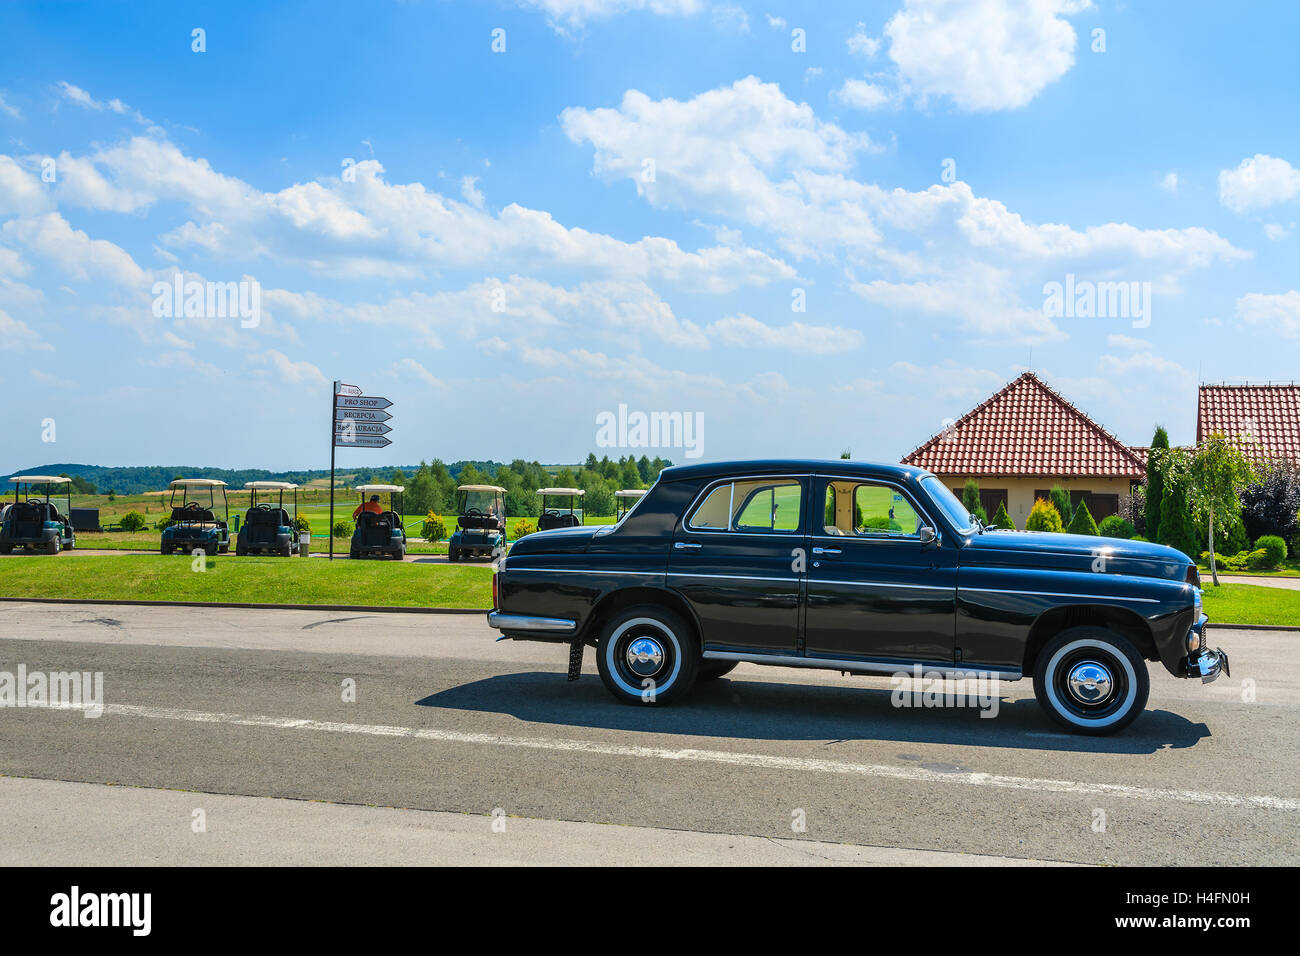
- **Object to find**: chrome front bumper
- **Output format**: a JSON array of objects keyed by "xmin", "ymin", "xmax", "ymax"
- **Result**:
[{"xmin": 1191, "ymin": 646, "xmax": 1230, "ymax": 683}]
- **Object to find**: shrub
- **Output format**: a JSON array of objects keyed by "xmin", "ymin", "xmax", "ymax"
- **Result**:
[
  {"xmin": 1145, "ymin": 426, "xmax": 1170, "ymax": 542},
  {"xmin": 861, "ymin": 516, "xmax": 904, "ymax": 532},
  {"xmin": 1158, "ymin": 454, "xmax": 1201, "ymax": 560},
  {"xmin": 1066, "ymin": 500, "xmax": 1100, "ymax": 536},
  {"xmin": 332, "ymin": 520, "xmax": 353, "ymax": 538},
  {"xmin": 961, "ymin": 480, "xmax": 987, "ymax": 525},
  {"xmin": 421, "ymin": 512, "xmax": 448, "ymax": 541},
  {"xmin": 513, "ymin": 518, "xmax": 536, "ymax": 538},
  {"xmin": 991, "ymin": 499, "xmax": 1013, "ymax": 530},
  {"xmin": 292, "ymin": 514, "xmax": 311, "ymax": 535},
  {"xmin": 1241, "ymin": 463, "xmax": 1300, "ymax": 545},
  {"xmin": 1246, "ymin": 548, "xmax": 1272, "ymax": 571},
  {"xmin": 154, "ymin": 515, "xmax": 174, "ymax": 530},
  {"xmin": 1049, "ymin": 485, "xmax": 1073, "ymax": 525},
  {"xmin": 1098, "ymin": 515, "xmax": 1135, "ymax": 539},
  {"xmin": 1025, "ymin": 498, "xmax": 1063, "ymax": 533},
  {"xmin": 119, "ymin": 510, "xmax": 147, "ymax": 532},
  {"xmin": 1255, "ymin": 535, "xmax": 1288, "ymax": 569}
]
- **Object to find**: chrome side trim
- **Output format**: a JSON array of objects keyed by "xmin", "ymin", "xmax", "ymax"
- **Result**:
[
  {"xmin": 487, "ymin": 612, "xmax": 577, "ymax": 635},
  {"xmin": 811, "ymin": 578, "xmax": 952, "ymax": 591},
  {"xmin": 963, "ymin": 587, "xmax": 1159, "ymax": 605},
  {"xmin": 701, "ymin": 649, "xmax": 1022, "ymax": 681},
  {"xmin": 669, "ymin": 572, "xmax": 801, "ymax": 584},
  {"xmin": 505, "ymin": 568, "xmax": 657, "ymax": 577}
]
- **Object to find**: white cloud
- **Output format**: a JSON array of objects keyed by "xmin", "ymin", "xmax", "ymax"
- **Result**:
[
  {"xmin": 884, "ymin": 0, "xmax": 1091, "ymax": 111},
  {"xmin": 834, "ymin": 79, "xmax": 896, "ymax": 110},
  {"xmin": 0, "ymin": 155, "xmax": 50, "ymax": 216},
  {"xmin": 1235, "ymin": 290, "xmax": 1300, "ymax": 338},
  {"xmin": 391, "ymin": 358, "xmax": 443, "ymax": 387},
  {"xmin": 1160, "ymin": 171, "xmax": 1178, "ymax": 194},
  {"xmin": 766, "ymin": 14, "xmax": 787, "ymax": 30},
  {"xmin": 1263, "ymin": 223, "xmax": 1291, "ymax": 241},
  {"xmin": 3, "ymin": 211, "xmax": 148, "ymax": 288},
  {"xmin": 247, "ymin": 349, "xmax": 328, "ymax": 386},
  {"xmin": 55, "ymin": 81, "xmax": 151, "ymax": 126},
  {"xmin": 705, "ymin": 313, "xmax": 864, "ymax": 354},
  {"xmin": 31, "ymin": 368, "xmax": 75, "ymax": 387},
  {"xmin": 459, "ymin": 175, "xmax": 485, "ymax": 209},
  {"xmin": 0, "ymin": 93, "xmax": 21, "ymax": 120},
  {"xmin": 0, "ymin": 307, "xmax": 52, "ymax": 351},
  {"xmin": 1219, "ymin": 154, "xmax": 1300, "ymax": 214},
  {"xmin": 518, "ymin": 0, "xmax": 702, "ymax": 32},
  {"xmin": 847, "ymin": 24, "xmax": 881, "ymax": 57}
]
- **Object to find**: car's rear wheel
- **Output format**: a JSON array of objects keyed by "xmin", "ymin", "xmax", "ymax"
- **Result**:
[
  {"xmin": 596, "ymin": 605, "xmax": 699, "ymax": 706},
  {"xmin": 696, "ymin": 659, "xmax": 738, "ymax": 681},
  {"xmin": 1033, "ymin": 626, "xmax": 1149, "ymax": 735}
]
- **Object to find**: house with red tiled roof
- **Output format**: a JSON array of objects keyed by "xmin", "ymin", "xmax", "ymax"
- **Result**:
[
  {"xmin": 1198, "ymin": 383, "xmax": 1300, "ymax": 465},
  {"xmin": 901, "ymin": 371, "xmax": 1145, "ymax": 527}
]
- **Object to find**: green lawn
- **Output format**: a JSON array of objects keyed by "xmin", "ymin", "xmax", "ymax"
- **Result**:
[
  {"xmin": 1200, "ymin": 583, "xmax": 1300, "ymax": 627},
  {"xmin": 0, "ymin": 553, "xmax": 492, "ymax": 609}
]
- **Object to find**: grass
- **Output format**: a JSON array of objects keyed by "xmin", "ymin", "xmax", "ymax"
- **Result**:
[
  {"xmin": 0, "ymin": 554, "xmax": 492, "ymax": 609},
  {"xmin": 1200, "ymin": 583, "xmax": 1300, "ymax": 627}
]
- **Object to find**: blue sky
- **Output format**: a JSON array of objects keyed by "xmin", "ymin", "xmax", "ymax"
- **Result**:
[{"xmin": 1, "ymin": 0, "xmax": 1298, "ymax": 472}]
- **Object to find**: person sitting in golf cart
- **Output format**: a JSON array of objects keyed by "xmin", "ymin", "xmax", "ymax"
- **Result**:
[
  {"xmin": 353, "ymin": 494, "xmax": 383, "ymax": 519},
  {"xmin": 448, "ymin": 484, "xmax": 507, "ymax": 563}
]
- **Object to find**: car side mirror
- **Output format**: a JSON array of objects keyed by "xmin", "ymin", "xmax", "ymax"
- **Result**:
[{"xmin": 919, "ymin": 525, "xmax": 939, "ymax": 546}]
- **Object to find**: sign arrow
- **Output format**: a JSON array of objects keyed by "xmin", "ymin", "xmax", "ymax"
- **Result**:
[
  {"xmin": 335, "ymin": 395, "xmax": 393, "ymax": 411},
  {"xmin": 334, "ymin": 435, "xmax": 392, "ymax": 449},
  {"xmin": 335, "ymin": 421, "xmax": 393, "ymax": 437},
  {"xmin": 335, "ymin": 382, "xmax": 362, "ymax": 397},
  {"xmin": 333, "ymin": 407, "xmax": 392, "ymax": 424}
]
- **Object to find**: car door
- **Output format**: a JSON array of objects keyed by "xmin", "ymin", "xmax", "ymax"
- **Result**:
[
  {"xmin": 803, "ymin": 475, "xmax": 957, "ymax": 665},
  {"xmin": 668, "ymin": 475, "xmax": 807, "ymax": 657}
]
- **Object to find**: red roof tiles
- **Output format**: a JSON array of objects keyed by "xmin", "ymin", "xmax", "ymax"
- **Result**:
[
  {"xmin": 1198, "ymin": 384, "xmax": 1300, "ymax": 463},
  {"xmin": 902, "ymin": 372, "xmax": 1146, "ymax": 479}
]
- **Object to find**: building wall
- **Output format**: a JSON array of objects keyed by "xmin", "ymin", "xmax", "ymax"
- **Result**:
[{"xmin": 938, "ymin": 476, "xmax": 1136, "ymax": 528}]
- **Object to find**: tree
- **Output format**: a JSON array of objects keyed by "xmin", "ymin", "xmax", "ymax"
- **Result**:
[
  {"xmin": 1145, "ymin": 426, "xmax": 1170, "ymax": 543},
  {"xmin": 1025, "ymin": 498, "xmax": 1063, "ymax": 532},
  {"xmin": 991, "ymin": 499, "xmax": 1014, "ymax": 530},
  {"xmin": 1155, "ymin": 449, "xmax": 1200, "ymax": 562},
  {"xmin": 961, "ymin": 479, "xmax": 987, "ymax": 524},
  {"xmin": 1049, "ymin": 485, "xmax": 1073, "ymax": 525},
  {"xmin": 1240, "ymin": 461, "xmax": 1300, "ymax": 546},
  {"xmin": 1066, "ymin": 499, "xmax": 1099, "ymax": 535},
  {"xmin": 1189, "ymin": 433, "xmax": 1258, "ymax": 586}
]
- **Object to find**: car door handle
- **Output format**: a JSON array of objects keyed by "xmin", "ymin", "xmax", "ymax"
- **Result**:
[
  {"xmin": 674, "ymin": 541, "xmax": 702, "ymax": 550},
  {"xmin": 812, "ymin": 547, "xmax": 841, "ymax": 555}
]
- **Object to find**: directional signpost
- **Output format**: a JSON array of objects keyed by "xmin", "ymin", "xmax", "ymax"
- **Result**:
[{"xmin": 329, "ymin": 381, "xmax": 396, "ymax": 560}]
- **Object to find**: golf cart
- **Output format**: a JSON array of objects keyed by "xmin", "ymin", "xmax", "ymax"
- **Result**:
[
  {"xmin": 0, "ymin": 476, "xmax": 75, "ymax": 554},
  {"xmin": 536, "ymin": 487, "xmax": 584, "ymax": 530},
  {"xmin": 448, "ymin": 484, "xmax": 507, "ymax": 563},
  {"xmin": 615, "ymin": 488, "xmax": 646, "ymax": 521},
  {"xmin": 237, "ymin": 481, "xmax": 307, "ymax": 557},
  {"xmin": 160, "ymin": 478, "xmax": 230, "ymax": 556},
  {"xmin": 350, "ymin": 484, "xmax": 406, "ymax": 560}
]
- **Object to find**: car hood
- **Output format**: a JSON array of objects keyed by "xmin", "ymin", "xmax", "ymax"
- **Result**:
[
  {"xmin": 961, "ymin": 530, "xmax": 1193, "ymax": 582},
  {"xmin": 508, "ymin": 525, "xmax": 601, "ymax": 555}
]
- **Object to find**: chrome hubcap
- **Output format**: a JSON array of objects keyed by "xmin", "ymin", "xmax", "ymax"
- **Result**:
[
  {"xmin": 625, "ymin": 636, "xmax": 666, "ymax": 678},
  {"xmin": 1066, "ymin": 660, "xmax": 1113, "ymax": 705}
]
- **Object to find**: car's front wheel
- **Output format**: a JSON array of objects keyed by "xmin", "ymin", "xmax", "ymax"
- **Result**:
[
  {"xmin": 1033, "ymin": 626, "xmax": 1149, "ymax": 735},
  {"xmin": 596, "ymin": 605, "xmax": 699, "ymax": 706}
]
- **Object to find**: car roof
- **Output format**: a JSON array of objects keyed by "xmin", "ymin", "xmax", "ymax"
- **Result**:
[
  {"xmin": 9, "ymin": 475, "xmax": 72, "ymax": 484},
  {"xmin": 169, "ymin": 478, "xmax": 227, "ymax": 487},
  {"xmin": 245, "ymin": 481, "xmax": 297, "ymax": 490},
  {"xmin": 458, "ymin": 484, "xmax": 506, "ymax": 493},
  {"xmin": 658, "ymin": 459, "xmax": 934, "ymax": 483},
  {"xmin": 357, "ymin": 484, "xmax": 403, "ymax": 492},
  {"xmin": 537, "ymin": 487, "xmax": 584, "ymax": 495}
]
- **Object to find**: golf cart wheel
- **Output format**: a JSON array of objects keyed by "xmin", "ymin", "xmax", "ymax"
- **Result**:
[
  {"xmin": 160, "ymin": 544, "xmax": 171, "ymax": 555},
  {"xmin": 0, "ymin": 543, "xmax": 11, "ymax": 555},
  {"xmin": 66, "ymin": 535, "xmax": 75, "ymax": 551},
  {"xmin": 46, "ymin": 539, "xmax": 59, "ymax": 555},
  {"xmin": 394, "ymin": 546, "xmax": 405, "ymax": 560},
  {"xmin": 1033, "ymin": 626, "xmax": 1149, "ymax": 736},
  {"xmin": 219, "ymin": 542, "xmax": 229, "ymax": 554},
  {"xmin": 447, "ymin": 547, "xmax": 458, "ymax": 563},
  {"xmin": 349, "ymin": 547, "xmax": 360, "ymax": 560},
  {"xmin": 281, "ymin": 543, "xmax": 292, "ymax": 557},
  {"xmin": 596, "ymin": 605, "xmax": 699, "ymax": 706},
  {"xmin": 236, "ymin": 542, "xmax": 247, "ymax": 556},
  {"xmin": 697, "ymin": 659, "xmax": 738, "ymax": 681}
]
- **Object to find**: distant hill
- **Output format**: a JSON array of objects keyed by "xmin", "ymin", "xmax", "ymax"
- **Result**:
[{"xmin": 3, "ymin": 462, "xmax": 526, "ymax": 496}]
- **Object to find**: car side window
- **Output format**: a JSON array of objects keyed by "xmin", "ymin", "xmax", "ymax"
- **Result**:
[
  {"xmin": 688, "ymin": 478, "xmax": 803, "ymax": 533},
  {"xmin": 821, "ymin": 479, "xmax": 923, "ymax": 537}
]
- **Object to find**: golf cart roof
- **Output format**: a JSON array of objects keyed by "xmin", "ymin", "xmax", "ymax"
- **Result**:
[
  {"xmin": 615, "ymin": 489, "xmax": 646, "ymax": 498},
  {"xmin": 245, "ymin": 481, "xmax": 297, "ymax": 490},
  {"xmin": 357, "ymin": 484, "xmax": 404, "ymax": 493},
  {"xmin": 9, "ymin": 475, "xmax": 71, "ymax": 484},
  {"xmin": 458, "ymin": 484, "xmax": 506, "ymax": 493},
  {"xmin": 536, "ymin": 487, "xmax": 584, "ymax": 496},
  {"xmin": 169, "ymin": 478, "xmax": 227, "ymax": 488}
]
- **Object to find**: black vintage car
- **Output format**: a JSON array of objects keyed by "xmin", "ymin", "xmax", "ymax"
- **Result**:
[{"xmin": 488, "ymin": 459, "xmax": 1227, "ymax": 735}]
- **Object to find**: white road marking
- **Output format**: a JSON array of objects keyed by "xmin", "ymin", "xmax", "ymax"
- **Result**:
[{"xmin": 44, "ymin": 701, "xmax": 1300, "ymax": 812}]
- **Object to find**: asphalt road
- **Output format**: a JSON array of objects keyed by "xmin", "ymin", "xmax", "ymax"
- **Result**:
[{"xmin": 0, "ymin": 602, "xmax": 1296, "ymax": 866}]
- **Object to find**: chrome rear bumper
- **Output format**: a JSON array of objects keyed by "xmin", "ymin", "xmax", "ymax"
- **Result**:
[{"xmin": 487, "ymin": 611, "xmax": 577, "ymax": 636}]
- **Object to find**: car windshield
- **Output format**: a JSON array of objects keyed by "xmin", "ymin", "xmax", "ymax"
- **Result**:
[
  {"xmin": 463, "ymin": 491, "xmax": 499, "ymax": 513},
  {"xmin": 920, "ymin": 476, "xmax": 977, "ymax": 533}
]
